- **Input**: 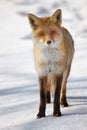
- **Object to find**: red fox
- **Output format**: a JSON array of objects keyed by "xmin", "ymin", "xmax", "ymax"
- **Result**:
[{"xmin": 27, "ymin": 9, "xmax": 74, "ymax": 118}]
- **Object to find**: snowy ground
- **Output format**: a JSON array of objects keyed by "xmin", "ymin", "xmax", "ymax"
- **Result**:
[{"xmin": 0, "ymin": 0, "xmax": 87, "ymax": 130}]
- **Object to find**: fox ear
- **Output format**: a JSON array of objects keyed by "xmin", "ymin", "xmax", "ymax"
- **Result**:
[
  {"xmin": 50, "ymin": 9, "xmax": 62, "ymax": 26},
  {"xmin": 27, "ymin": 13, "xmax": 41, "ymax": 29}
]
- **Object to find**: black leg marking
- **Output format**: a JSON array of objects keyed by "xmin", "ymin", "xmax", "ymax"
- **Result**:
[
  {"xmin": 46, "ymin": 91, "xmax": 51, "ymax": 103},
  {"xmin": 53, "ymin": 75, "xmax": 63, "ymax": 117},
  {"xmin": 37, "ymin": 76, "xmax": 46, "ymax": 119}
]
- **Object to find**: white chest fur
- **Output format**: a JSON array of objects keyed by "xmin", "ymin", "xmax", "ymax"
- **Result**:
[{"xmin": 36, "ymin": 47, "xmax": 63, "ymax": 75}]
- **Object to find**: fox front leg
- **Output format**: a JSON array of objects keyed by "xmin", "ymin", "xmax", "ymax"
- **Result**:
[
  {"xmin": 37, "ymin": 76, "xmax": 47, "ymax": 118},
  {"xmin": 53, "ymin": 75, "xmax": 63, "ymax": 117}
]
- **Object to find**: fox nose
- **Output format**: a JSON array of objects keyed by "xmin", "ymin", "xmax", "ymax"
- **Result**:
[{"xmin": 47, "ymin": 40, "xmax": 52, "ymax": 45}]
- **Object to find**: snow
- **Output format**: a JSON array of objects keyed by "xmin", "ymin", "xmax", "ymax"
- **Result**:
[{"xmin": 0, "ymin": 0, "xmax": 87, "ymax": 130}]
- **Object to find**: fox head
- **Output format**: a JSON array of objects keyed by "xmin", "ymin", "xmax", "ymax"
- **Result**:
[{"xmin": 27, "ymin": 9, "xmax": 63, "ymax": 48}]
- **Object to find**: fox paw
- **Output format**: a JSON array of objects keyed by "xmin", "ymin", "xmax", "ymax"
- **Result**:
[
  {"xmin": 37, "ymin": 113, "xmax": 46, "ymax": 119},
  {"xmin": 60, "ymin": 102, "xmax": 69, "ymax": 107},
  {"xmin": 60, "ymin": 96, "xmax": 69, "ymax": 107},
  {"xmin": 53, "ymin": 111, "xmax": 62, "ymax": 117}
]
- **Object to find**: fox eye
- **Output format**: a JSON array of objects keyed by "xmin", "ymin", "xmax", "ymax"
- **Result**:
[
  {"xmin": 50, "ymin": 30, "xmax": 56, "ymax": 35},
  {"xmin": 39, "ymin": 32, "xmax": 44, "ymax": 36}
]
